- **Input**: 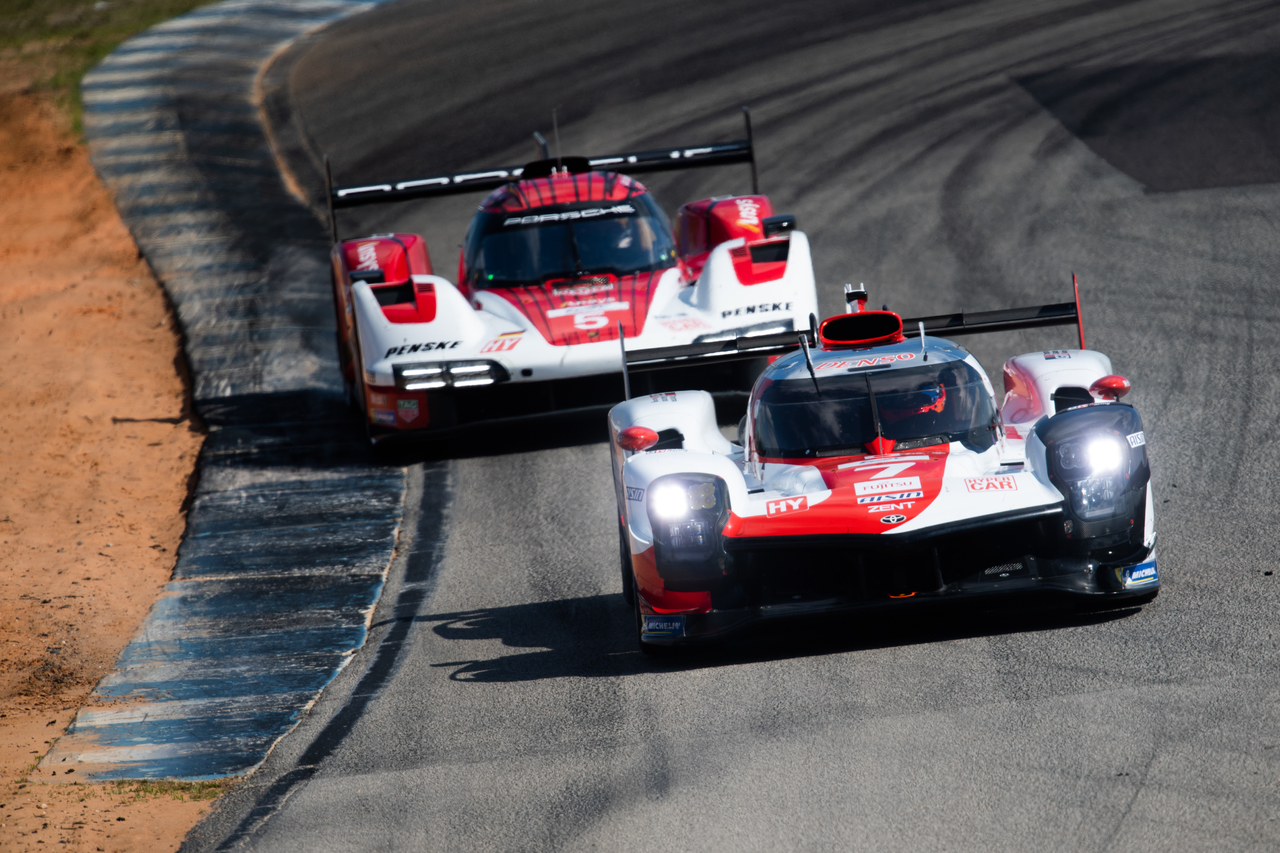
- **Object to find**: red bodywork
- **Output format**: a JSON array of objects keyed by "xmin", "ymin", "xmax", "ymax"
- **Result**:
[
  {"xmin": 676, "ymin": 195, "xmax": 777, "ymax": 281},
  {"xmin": 488, "ymin": 272, "xmax": 661, "ymax": 346},
  {"xmin": 330, "ymin": 233, "xmax": 435, "ymax": 397}
]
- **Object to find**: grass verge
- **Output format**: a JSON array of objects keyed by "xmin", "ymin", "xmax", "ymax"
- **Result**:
[{"xmin": 0, "ymin": 0, "xmax": 211, "ymax": 131}]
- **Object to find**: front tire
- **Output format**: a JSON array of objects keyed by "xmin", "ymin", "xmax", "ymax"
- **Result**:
[{"xmin": 619, "ymin": 516, "xmax": 635, "ymax": 607}]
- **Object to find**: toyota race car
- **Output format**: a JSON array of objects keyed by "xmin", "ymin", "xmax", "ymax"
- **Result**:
[
  {"xmin": 326, "ymin": 110, "xmax": 819, "ymax": 442},
  {"xmin": 610, "ymin": 283, "xmax": 1158, "ymax": 652}
]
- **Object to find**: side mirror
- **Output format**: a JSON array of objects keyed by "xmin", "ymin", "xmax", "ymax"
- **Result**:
[
  {"xmin": 762, "ymin": 214, "xmax": 796, "ymax": 238},
  {"xmin": 617, "ymin": 426, "xmax": 659, "ymax": 452},
  {"xmin": 1090, "ymin": 375, "xmax": 1131, "ymax": 401}
]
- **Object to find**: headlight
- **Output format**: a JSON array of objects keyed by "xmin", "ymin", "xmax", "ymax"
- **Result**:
[
  {"xmin": 394, "ymin": 360, "xmax": 510, "ymax": 391},
  {"xmin": 1037, "ymin": 404, "xmax": 1150, "ymax": 537},
  {"xmin": 647, "ymin": 475, "xmax": 726, "ymax": 564}
]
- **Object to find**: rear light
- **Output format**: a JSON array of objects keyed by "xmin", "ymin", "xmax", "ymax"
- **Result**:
[{"xmin": 393, "ymin": 360, "xmax": 509, "ymax": 391}]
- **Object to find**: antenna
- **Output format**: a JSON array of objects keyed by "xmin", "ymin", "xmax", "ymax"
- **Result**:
[
  {"xmin": 533, "ymin": 130, "xmax": 549, "ymax": 160},
  {"xmin": 324, "ymin": 154, "xmax": 338, "ymax": 244},
  {"xmin": 1073, "ymin": 272, "xmax": 1086, "ymax": 349},
  {"xmin": 552, "ymin": 107, "xmax": 562, "ymax": 170},
  {"xmin": 742, "ymin": 105, "xmax": 758, "ymax": 195},
  {"xmin": 844, "ymin": 282, "xmax": 868, "ymax": 312},
  {"xmin": 798, "ymin": 333, "xmax": 820, "ymax": 396},
  {"xmin": 618, "ymin": 320, "xmax": 631, "ymax": 400},
  {"xmin": 919, "ymin": 321, "xmax": 928, "ymax": 361}
]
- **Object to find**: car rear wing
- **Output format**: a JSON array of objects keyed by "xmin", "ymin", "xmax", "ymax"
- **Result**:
[
  {"xmin": 328, "ymin": 107, "xmax": 759, "ymax": 212},
  {"xmin": 622, "ymin": 287, "xmax": 1085, "ymax": 383}
]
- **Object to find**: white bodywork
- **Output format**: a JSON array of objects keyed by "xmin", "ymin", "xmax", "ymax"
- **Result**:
[{"xmin": 355, "ymin": 233, "xmax": 819, "ymax": 388}]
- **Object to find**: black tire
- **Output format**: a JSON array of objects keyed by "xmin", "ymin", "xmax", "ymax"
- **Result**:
[{"xmin": 619, "ymin": 516, "xmax": 635, "ymax": 607}]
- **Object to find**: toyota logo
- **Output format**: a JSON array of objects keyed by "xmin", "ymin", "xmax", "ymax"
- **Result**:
[{"xmin": 880, "ymin": 514, "xmax": 907, "ymax": 524}]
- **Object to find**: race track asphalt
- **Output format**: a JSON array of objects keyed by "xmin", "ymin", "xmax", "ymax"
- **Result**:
[{"xmin": 186, "ymin": 0, "xmax": 1280, "ymax": 849}]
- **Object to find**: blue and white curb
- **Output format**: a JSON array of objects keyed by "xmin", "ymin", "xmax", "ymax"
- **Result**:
[{"xmin": 42, "ymin": 0, "xmax": 401, "ymax": 781}]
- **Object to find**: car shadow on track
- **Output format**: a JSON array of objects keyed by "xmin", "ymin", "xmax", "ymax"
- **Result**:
[
  {"xmin": 416, "ymin": 592, "xmax": 1148, "ymax": 682},
  {"xmin": 374, "ymin": 392, "xmax": 748, "ymax": 462}
]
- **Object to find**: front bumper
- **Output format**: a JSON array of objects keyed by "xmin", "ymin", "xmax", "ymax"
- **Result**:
[{"xmin": 639, "ymin": 548, "xmax": 1159, "ymax": 646}]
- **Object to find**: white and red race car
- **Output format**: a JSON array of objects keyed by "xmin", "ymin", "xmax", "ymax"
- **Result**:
[
  {"xmin": 326, "ymin": 114, "xmax": 818, "ymax": 441},
  {"xmin": 610, "ymin": 285, "xmax": 1158, "ymax": 652}
]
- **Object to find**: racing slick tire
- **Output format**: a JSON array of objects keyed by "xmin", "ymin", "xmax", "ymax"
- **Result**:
[{"xmin": 619, "ymin": 517, "xmax": 635, "ymax": 607}]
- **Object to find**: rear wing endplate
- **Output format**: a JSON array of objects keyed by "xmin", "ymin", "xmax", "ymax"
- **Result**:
[
  {"xmin": 331, "ymin": 107, "xmax": 758, "ymax": 210},
  {"xmin": 624, "ymin": 294, "xmax": 1083, "ymax": 374}
]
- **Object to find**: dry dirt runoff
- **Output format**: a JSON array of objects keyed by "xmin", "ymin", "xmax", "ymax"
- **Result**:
[{"xmin": 0, "ymin": 62, "xmax": 220, "ymax": 851}]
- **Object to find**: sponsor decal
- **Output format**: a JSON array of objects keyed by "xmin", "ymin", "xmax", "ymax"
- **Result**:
[
  {"xmin": 503, "ymin": 205, "xmax": 635, "ymax": 226},
  {"xmin": 1131, "ymin": 565, "xmax": 1157, "ymax": 581},
  {"xmin": 385, "ymin": 341, "xmax": 460, "ymax": 357},
  {"xmin": 397, "ymin": 399, "xmax": 419, "ymax": 423},
  {"xmin": 817, "ymin": 353, "xmax": 917, "ymax": 370},
  {"xmin": 642, "ymin": 614, "xmax": 685, "ymax": 638},
  {"xmin": 626, "ymin": 487, "xmax": 645, "ymax": 501},
  {"xmin": 355, "ymin": 241, "xmax": 379, "ymax": 271},
  {"xmin": 372, "ymin": 408, "xmax": 396, "ymax": 425},
  {"xmin": 721, "ymin": 301, "xmax": 793, "ymax": 319},
  {"xmin": 649, "ymin": 392, "xmax": 678, "ymax": 402},
  {"xmin": 1127, "ymin": 431, "xmax": 1146, "ymax": 448},
  {"xmin": 866, "ymin": 501, "xmax": 916, "ymax": 513},
  {"xmin": 550, "ymin": 280, "xmax": 615, "ymax": 297},
  {"xmin": 854, "ymin": 477, "xmax": 921, "ymax": 496},
  {"xmin": 734, "ymin": 197, "xmax": 762, "ymax": 226},
  {"xmin": 857, "ymin": 491, "xmax": 923, "ymax": 504},
  {"xmin": 659, "ymin": 317, "xmax": 711, "ymax": 332},
  {"xmin": 880, "ymin": 514, "xmax": 907, "ymax": 524},
  {"xmin": 766, "ymin": 496, "xmax": 809, "ymax": 517},
  {"xmin": 546, "ymin": 301, "xmax": 630, "ymax": 318},
  {"xmin": 965, "ymin": 475, "xmax": 1018, "ymax": 492},
  {"xmin": 368, "ymin": 392, "xmax": 389, "ymax": 407},
  {"xmin": 1043, "ymin": 350, "xmax": 1072, "ymax": 360},
  {"xmin": 480, "ymin": 332, "xmax": 523, "ymax": 353}
]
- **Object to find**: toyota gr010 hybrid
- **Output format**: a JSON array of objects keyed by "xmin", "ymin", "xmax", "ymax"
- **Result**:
[
  {"xmin": 610, "ymin": 285, "xmax": 1158, "ymax": 652},
  {"xmin": 325, "ymin": 110, "xmax": 818, "ymax": 442}
]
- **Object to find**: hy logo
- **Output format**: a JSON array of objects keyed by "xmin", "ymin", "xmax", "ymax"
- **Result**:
[{"xmin": 766, "ymin": 496, "xmax": 808, "ymax": 517}]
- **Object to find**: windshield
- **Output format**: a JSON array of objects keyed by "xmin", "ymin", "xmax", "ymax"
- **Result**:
[
  {"xmin": 464, "ymin": 195, "xmax": 677, "ymax": 288},
  {"xmin": 754, "ymin": 361, "xmax": 998, "ymax": 457}
]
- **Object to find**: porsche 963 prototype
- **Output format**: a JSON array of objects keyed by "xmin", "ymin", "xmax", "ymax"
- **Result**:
[
  {"xmin": 610, "ymin": 284, "xmax": 1158, "ymax": 652},
  {"xmin": 326, "ymin": 110, "xmax": 818, "ymax": 442}
]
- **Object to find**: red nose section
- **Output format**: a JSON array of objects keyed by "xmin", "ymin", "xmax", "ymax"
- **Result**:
[
  {"xmin": 617, "ymin": 426, "xmax": 660, "ymax": 452},
  {"xmin": 1090, "ymin": 374, "xmax": 1131, "ymax": 400}
]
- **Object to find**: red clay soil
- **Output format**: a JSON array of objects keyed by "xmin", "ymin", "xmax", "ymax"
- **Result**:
[{"xmin": 0, "ymin": 65, "xmax": 217, "ymax": 851}]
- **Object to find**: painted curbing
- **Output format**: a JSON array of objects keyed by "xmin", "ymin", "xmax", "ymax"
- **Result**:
[{"xmin": 41, "ymin": 0, "xmax": 400, "ymax": 780}]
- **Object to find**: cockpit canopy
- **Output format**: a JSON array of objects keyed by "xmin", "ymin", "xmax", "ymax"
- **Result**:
[
  {"xmin": 754, "ymin": 361, "xmax": 998, "ymax": 458},
  {"xmin": 463, "ymin": 194, "xmax": 677, "ymax": 289}
]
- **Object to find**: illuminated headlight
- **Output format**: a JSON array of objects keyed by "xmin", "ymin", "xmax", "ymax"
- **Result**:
[
  {"xmin": 399, "ymin": 365, "xmax": 446, "ymax": 390},
  {"xmin": 650, "ymin": 484, "xmax": 690, "ymax": 520},
  {"xmin": 1055, "ymin": 437, "xmax": 1128, "ymax": 520},
  {"xmin": 647, "ymin": 476, "xmax": 725, "ymax": 564},
  {"xmin": 1057, "ymin": 438, "xmax": 1126, "ymax": 477},
  {"xmin": 394, "ymin": 360, "xmax": 510, "ymax": 391}
]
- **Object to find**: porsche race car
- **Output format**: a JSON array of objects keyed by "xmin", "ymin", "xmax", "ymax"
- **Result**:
[
  {"xmin": 610, "ymin": 284, "xmax": 1158, "ymax": 652},
  {"xmin": 326, "ymin": 111, "xmax": 818, "ymax": 442}
]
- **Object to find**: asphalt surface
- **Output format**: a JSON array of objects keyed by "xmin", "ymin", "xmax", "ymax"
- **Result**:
[{"xmin": 189, "ymin": 0, "xmax": 1280, "ymax": 849}]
